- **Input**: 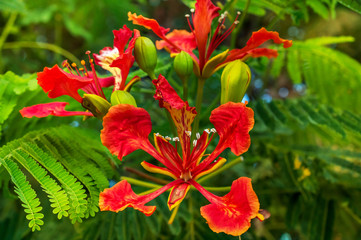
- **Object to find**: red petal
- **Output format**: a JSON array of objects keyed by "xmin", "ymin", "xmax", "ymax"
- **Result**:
[
  {"xmin": 211, "ymin": 102, "xmax": 254, "ymax": 155},
  {"xmin": 37, "ymin": 65, "xmax": 93, "ymax": 103},
  {"xmin": 193, "ymin": 0, "xmax": 220, "ymax": 68},
  {"xmin": 128, "ymin": 12, "xmax": 169, "ymax": 38},
  {"xmin": 101, "ymin": 104, "xmax": 155, "ymax": 160},
  {"xmin": 190, "ymin": 178, "xmax": 260, "ymax": 236},
  {"xmin": 225, "ymin": 28, "xmax": 292, "ymax": 63},
  {"xmin": 153, "ymin": 75, "xmax": 197, "ymax": 163},
  {"xmin": 193, "ymin": 102, "xmax": 254, "ymax": 175},
  {"xmin": 100, "ymin": 179, "xmax": 183, "ymax": 216},
  {"xmin": 20, "ymin": 102, "xmax": 93, "ymax": 118},
  {"xmin": 167, "ymin": 183, "xmax": 190, "ymax": 210},
  {"xmin": 113, "ymin": 25, "xmax": 133, "ymax": 54},
  {"xmin": 156, "ymin": 29, "xmax": 197, "ymax": 54}
]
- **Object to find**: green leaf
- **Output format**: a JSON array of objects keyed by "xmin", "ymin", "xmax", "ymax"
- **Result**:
[
  {"xmin": 0, "ymin": 0, "xmax": 26, "ymax": 13},
  {"xmin": 338, "ymin": 0, "xmax": 361, "ymax": 14}
]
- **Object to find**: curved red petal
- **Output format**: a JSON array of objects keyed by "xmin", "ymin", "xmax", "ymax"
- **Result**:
[
  {"xmin": 211, "ymin": 102, "xmax": 254, "ymax": 156},
  {"xmin": 20, "ymin": 102, "xmax": 93, "ymax": 118},
  {"xmin": 113, "ymin": 25, "xmax": 133, "ymax": 54},
  {"xmin": 101, "ymin": 104, "xmax": 156, "ymax": 160},
  {"xmin": 193, "ymin": 0, "xmax": 220, "ymax": 67},
  {"xmin": 195, "ymin": 177, "xmax": 260, "ymax": 236},
  {"xmin": 225, "ymin": 28, "xmax": 292, "ymax": 63},
  {"xmin": 110, "ymin": 51, "xmax": 135, "ymax": 90},
  {"xmin": 128, "ymin": 12, "xmax": 169, "ymax": 38},
  {"xmin": 100, "ymin": 179, "xmax": 184, "ymax": 216},
  {"xmin": 167, "ymin": 183, "xmax": 190, "ymax": 210},
  {"xmin": 37, "ymin": 65, "xmax": 92, "ymax": 103},
  {"xmin": 156, "ymin": 29, "xmax": 197, "ymax": 54},
  {"xmin": 153, "ymin": 75, "xmax": 197, "ymax": 162}
]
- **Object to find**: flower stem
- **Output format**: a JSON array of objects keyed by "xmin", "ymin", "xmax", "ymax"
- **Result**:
[
  {"xmin": 3, "ymin": 41, "xmax": 80, "ymax": 64},
  {"xmin": 125, "ymin": 167, "xmax": 170, "ymax": 185},
  {"xmin": 204, "ymin": 186, "xmax": 231, "ymax": 192},
  {"xmin": 120, "ymin": 176, "xmax": 162, "ymax": 189},
  {"xmin": 181, "ymin": 76, "xmax": 189, "ymax": 101},
  {"xmin": 192, "ymin": 78, "xmax": 205, "ymax": 137},
  {"xmin": 230, "ymin": 0, "xmax": 251, "ymax": 49},
  {"xmin": 198, "ymin": 156, "xmax": 244, "ymax": 184},
  {"xmin": 0, "ymin": 12, "xmax": 18, "ymax": 73}
]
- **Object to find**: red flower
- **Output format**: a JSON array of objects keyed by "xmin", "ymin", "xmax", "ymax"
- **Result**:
[
  {"xmin": 93, "ymin": 25, "xmax": 140, "ymax": 91},
  {"xmin": 128, "ymin": 0, "xmax": 292, "ymax": 78},
  {"xmin": 99, "ymin": 74, "xmax": 263, "ymax": 236},
  {"xmin": 20, "ymin": 26, "xmax": 140, "ymax": 119}
]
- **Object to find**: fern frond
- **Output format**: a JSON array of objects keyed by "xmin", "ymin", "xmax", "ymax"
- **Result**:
[
  {"xmin": 0, "ymin": 126, "xmax": 116, "ymax": 230},
  {"xmin": 0, "ymin": 154, "xmax": 44, "ymax": 231}
]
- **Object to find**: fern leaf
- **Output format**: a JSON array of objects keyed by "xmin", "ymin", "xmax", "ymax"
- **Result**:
[{"xmin": 0, "ymin": 154, "xmax": 44, "ymax": 231}]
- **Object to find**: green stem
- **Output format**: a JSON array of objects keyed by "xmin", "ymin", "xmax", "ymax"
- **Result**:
[
  {"xmin": 192, "ymin": 78, "xmax": 205, "ymax": 138},
  {"xmin": 230, "ymin": 0, "xmax": 251, "ymax": 49},
  {"xmin": 182, "ymin": 76, "xmax": 189, "ymax": 101},
  {"xmin": 198, "ymin": 156, "xmax": 244, "ymax": 184},
  {"xmin": 189, "ymin": 198, "xmax": 195, "ymax": 240},
  {"xmin": 121, "ymin": 176, "xmax": 162, "ymax": 189},
  {"xmin": 125, "ymin": 167, "xmax": 170, "ymax": 185},
  {"xmin": 203, "ymin": 186, "xmax": 231, "ymax": 192},
  {"xmin": 148, "ymin": 71, "xmax": 156, "ymax": 80},
  {"xmin": 0, "ymin": 12, "xmax": 18, "ymax": 73},
  {"xmin": 3, "ymin": 41, "xmax": 80, "ymax": 63}
]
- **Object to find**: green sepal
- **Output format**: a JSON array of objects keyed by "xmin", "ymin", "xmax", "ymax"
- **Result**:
[
  {"xmin": 110, "ymin": 90, "xmax": 137, "ymax": 107},
  {"xmin": 82, "ymin": 94, "xmax": 111, "ymax": 119}
]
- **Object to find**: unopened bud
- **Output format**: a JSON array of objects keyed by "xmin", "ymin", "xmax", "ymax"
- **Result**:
[
  {"xmin": 221, "ymin": 60, "xmax": 251, "ymax": 104},
  {"xmin": 111, "ymin": 90, "xmax": 137, "ymax": 107},
  {"xmin": 82, "ymin": 94, "xmax": 111, "ymax": 119},
  {"xmin": 134, "ymin": 37, "xmax": 157, "ymax": 77},
  {"xmin": 174, "ymin": 51, "xmax": 193, "ymax": 80}
]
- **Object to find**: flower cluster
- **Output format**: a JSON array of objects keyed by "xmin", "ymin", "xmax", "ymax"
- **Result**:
[{"xmin": 20, "ymin": 0, "xmax": 292, "ymax": 236}]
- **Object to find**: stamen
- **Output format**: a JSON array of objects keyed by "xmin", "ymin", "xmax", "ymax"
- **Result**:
[
  {"xmin": 193, "ymin": 140, "xmax": 197, "ymax": 147},
  {"xmin": 210, "ymin": 128, "xmax": 217, "ymax": 133},
  {"xmin": 155, "ymin": 133, "xmax": 160, "ymax": 136},
  {"xmin": 190, "ymin": 8, "xmax": 195, "ymax": 13},
  {"xmin": 204, "ymin": 129, "xmax": 210, "ymax": 134},
  {"xmin": 185, "ymin": 14, "xmax": 190, "ymax": 18},
  {"xmin": 185, "ymin": 131, "xmax": 192, "ymax": 137},
  {"xmin": 86, "ymin": 51, "xmax": 106, "ymax": 99},
  {"xmin": 173, "ymin": 137, "xmax": 179, "ymax": 141},
  {"xmin": 165, "ymin": 136, "xmax": 171, "ymax": 141},
  {"xmin": 196, "ymin": 133, "xmax": 200, "ymax": 139}
]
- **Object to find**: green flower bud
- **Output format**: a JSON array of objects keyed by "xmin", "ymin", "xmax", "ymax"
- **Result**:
[
  {"xmin": 221, "ymin": 60, "xmax": 251, "ymax": 104},
  {"xmin": 111, "ymin": 90, "xmax": 137, "ymax": 107},
  {"xmin": 134, "ymin": 37, "xmax": 157, "ymax": 78},
  {"xmin": 174, "ymin": 51, "xmax": 193, "ymax": 80},
  {"xmin": 82, "ymin": 94, "xmax": 111, "ymax": 119}
]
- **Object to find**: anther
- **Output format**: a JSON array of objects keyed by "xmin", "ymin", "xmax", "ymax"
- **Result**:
[
  {"xmin": 210, "ymin": 128, "xmax": 217, "ymax": 133},
  {"xmin": 155, "ymin": 133, "xmax": 160, "ymax": 136},
  {"xmin": 165, "ymin": 136, "xmax": 171, "ymax": 141},
  {"xmin": 196, "ymin": 133, "xmax": 200, "ymax": 139},
  {"xmin": 190, "ymin": 8, "xmax": 195, "ymax": 13},
  {"xmin": 237, "ymin": 11, "xmax": 241, "ymax": 15},
  {"xmin": 81, "ymin": 60, "xmax": 86, "ymax": 65},
  {"xmin": 234, "ymin": 21, "xmax": 240, "ymax": 25},
  {"xmin": 205, "ymin": 129, "xmax": 210, "ymax": 134},
  {"xmin": 71, "ymin": 63, "xmax": 77, "ymax": 68},
  {"xmin": 185, "ymin": 131, "xmax": 192, "ymax": 137},
  {"xmin": 62, "ymin": 60, "xmax": 69, "ymax": 67},
  {"xmin": 173, "ymin": 137, "xmax": 179, "ymax": 141},
  {"xmin": 185, "ymin": 14, "xmax": 190, "ymax": 18},
  {"xmin": 85, "ymin": 50, "xmax": 91, "ymax": 54},
  {"xmin": 193, "ymin": 140, "xmax": 197, "ymax": 147}
]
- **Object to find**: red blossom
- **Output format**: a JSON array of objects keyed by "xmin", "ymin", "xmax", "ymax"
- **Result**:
[
  {"xmin": 100, "ymin": 75, "xmax": 259, "ymax": 236},
  {"xmin": 128, "ymin": 0, "xmax": 292, "ymax": 77}
]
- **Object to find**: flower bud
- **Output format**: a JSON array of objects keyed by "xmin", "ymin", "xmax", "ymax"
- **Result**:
[
  {"xmin": 82, "ymin": 94, "xmax": 111, "ymax": 119},
  {"xmin": 221, "ymin": 60, "xmax": 251, "ymax": 104},
  {"xmin": 111, "ymin": 90, "xmax": 137, "ymax": 107},
  {"xmin": 174, "ymin": 51, "xmax": 193, "ymax": 80},
  {"xmin": 134, "ymin": 37, "xmax": 157, "ymax": 77}
]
